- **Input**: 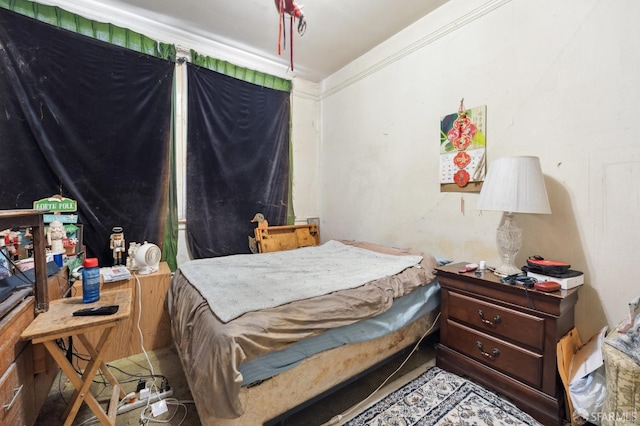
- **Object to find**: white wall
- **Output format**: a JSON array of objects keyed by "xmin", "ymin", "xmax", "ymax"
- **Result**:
[
  {"xmin": 291, "ymin": 79, "xmax": 321, "ymax": 223},
  {"xmin": 318, "ymin": 0, "xmax": 640, "ymax": 338}
]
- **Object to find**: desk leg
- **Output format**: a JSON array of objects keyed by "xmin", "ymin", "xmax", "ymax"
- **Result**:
[{"xmin": 43, "ymin": 325, "xmax": 118, "ymax": 426}]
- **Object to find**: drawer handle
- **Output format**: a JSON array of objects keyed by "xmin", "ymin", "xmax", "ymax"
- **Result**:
[
  {"xmin": 476, "ymin": 341, "xmax": 500, "ymax": 360},
  {"xmin": 3, "ymin": 384, "xmax": 23, "ymax": 411},
  {"xmin": 477, "ymin": 309, "xmax": 501, "ymax": 326}
]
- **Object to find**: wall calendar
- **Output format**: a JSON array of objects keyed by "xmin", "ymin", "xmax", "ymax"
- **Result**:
[{"xmin": 439, "ymin": 101, "xmax": 486, "ymax": 192}]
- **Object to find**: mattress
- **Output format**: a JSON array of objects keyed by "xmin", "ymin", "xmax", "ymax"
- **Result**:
[
  {"xmin": 240, "ymin": 281, "xmax": 440, "ymax": 386},
  {"xmin": 168, "ymin": 240, "xmax": 439, "ymax": 419}
]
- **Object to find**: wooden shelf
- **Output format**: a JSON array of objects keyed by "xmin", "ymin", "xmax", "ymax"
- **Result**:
[{"xmin": 0, "ymin": 209, "xmax": 48, "ymax": 312}]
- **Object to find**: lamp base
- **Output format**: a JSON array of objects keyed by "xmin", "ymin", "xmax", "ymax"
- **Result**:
[{"xmin": 493, "ymin": 212, "xmax": 523, "ymax": 277}]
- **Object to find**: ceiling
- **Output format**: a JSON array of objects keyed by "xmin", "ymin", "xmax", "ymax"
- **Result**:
[{"xmin": 48, "ymin": 0, "xmax": 449, "ymax": 82}]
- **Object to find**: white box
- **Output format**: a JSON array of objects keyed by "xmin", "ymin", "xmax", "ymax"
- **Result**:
[
  {"xmin": 101, "ymin": 266, "xmax": 131, "ymax": 283},
  {"xmin": 527, "ymin": 271, "xmax": 584, "ymax": 290}
]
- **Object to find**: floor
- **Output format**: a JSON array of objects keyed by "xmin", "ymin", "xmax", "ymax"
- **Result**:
[{"xmin": 36, "ymin": 333, "xmax": 439, "ymax": 425}]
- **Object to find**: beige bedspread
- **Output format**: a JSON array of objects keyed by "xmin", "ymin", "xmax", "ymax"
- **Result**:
[
  {"xmin": 179, "ymin": 240, "xmax": 423, "ymax": 322},
  {"xmin": 167, "ymin": 241, "xmax": 437, "ymax": 420}
]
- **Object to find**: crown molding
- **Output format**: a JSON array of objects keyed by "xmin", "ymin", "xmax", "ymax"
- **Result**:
[{"xmin": 320, "ymin": 0, "xmax": 511, "ymax": 99}]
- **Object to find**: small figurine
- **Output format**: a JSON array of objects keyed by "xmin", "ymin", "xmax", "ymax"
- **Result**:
[
  {"xmin": 5, "ymin": 231, "xmax": 21, "ymax": 261},
  {"xmin": 126, "ymin": 242, "xmax": 141, "ymax": 270},
  {"xmin": 47, "ymin": 220, "xmax": 66, "ymax": 253},
  {"xmin": 251, "ymin": 213, "xmax": 269, "ymax": 229},
  {"xmin": 110, "ymin": 226, "xmax": 125, "ymax": 266},
  {"xmin": 63, "ymin": 237, "xmax": 78, "ymax": 255}
]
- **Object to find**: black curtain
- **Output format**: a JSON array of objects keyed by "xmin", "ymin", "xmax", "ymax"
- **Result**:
[
  {"xmin": 186, "ymin": 63, "xmax": 290, "ymax": 258},
  {"xmin": 0, "ymin": 8, "xmax": 174, "ymax": 266}
]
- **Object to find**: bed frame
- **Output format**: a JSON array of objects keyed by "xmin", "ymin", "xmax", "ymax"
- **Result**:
[
  {"xmin": 206, "ymin": 310, "xmax": 439, "ymax": 425},
  {"xmin": 179, "ymin": 223, "xmax": 439, "ymax": 425}
]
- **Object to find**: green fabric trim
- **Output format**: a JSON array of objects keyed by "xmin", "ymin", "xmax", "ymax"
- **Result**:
[
  {"xmin": 162, "ymin": 73, "xmax": 179, "ymax": 271},
  {"xmin": 190, "ymin": 50, "xmax": 292, "ymax": 92},
  {"xmin": 0, "ymin": 0, "xmax": 176, "ymax": 60}
]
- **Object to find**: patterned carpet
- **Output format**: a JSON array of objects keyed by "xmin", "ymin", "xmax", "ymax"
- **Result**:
[{"xmin": 343, "ymin": 367, "xmax": 542, "ymax": 426}]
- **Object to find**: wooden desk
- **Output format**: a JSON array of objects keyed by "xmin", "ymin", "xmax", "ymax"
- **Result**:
[{"xmin": 20, "ymin": 289, "xmax": 132, "ymax": 426}]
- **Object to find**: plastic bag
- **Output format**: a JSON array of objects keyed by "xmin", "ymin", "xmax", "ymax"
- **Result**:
[{"xmin": 569, "ymin": 365, "xmax": 607, "ymax": 424}]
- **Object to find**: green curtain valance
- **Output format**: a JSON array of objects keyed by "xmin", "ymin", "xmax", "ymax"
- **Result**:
[
  {"xmin": 191, "ymin": 50, "xmax": 292, "ymax": 93},
  {"xmin": 1, "ymin": 0, "xmax": 292, "ymax": 92},
  {"xmin": 0, "ymin": 0, "xmax": 176, "ymax": 60}
]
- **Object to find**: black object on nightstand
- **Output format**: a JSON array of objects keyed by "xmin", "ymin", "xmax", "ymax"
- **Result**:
[{"xmin": 435, "ymin": 262, "xmax": 579, "ymax": 426}]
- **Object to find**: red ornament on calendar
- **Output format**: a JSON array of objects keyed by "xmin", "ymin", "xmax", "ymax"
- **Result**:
[{"xmin": 454, "ymin": 169, "xmax": 470, "ymax": 187}]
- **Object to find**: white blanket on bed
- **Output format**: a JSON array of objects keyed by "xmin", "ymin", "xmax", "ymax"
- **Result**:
[{"xmin": 178, "ymin": 240, "xmax": 423, "ymax": 322}]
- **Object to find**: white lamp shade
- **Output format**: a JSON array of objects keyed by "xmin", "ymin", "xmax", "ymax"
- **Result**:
[{"xmin": 477, "ymin": 156, "xmax": 551, "ymax": 214}]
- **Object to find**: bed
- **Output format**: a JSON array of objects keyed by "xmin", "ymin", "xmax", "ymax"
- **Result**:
[{"xmin": 167, "ymin": 224, "xmax": 441, "ymax": 425}]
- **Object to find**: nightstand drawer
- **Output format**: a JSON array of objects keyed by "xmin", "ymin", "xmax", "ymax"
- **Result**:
[
  {"xmin": 448, "ymin": 291, "xmax": 545, "ymax": 350},
  {"xmin": 446, "ymin": 320, "xmax": 544, "ymax": 388}
]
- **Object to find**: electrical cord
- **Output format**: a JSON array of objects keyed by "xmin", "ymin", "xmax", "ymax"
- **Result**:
[
  {"xmin": 134, "ymin": 272, "xmax": 156, "ymax": 378},
  {"xmin": 500, "ymin": 274, "xmax": 537, "ymax": 287},
  {"xmin": 133, "ymin": 270, "xmax": 178, "ymax": 423},
  {"xmin": 139, "ymin": 398, "xmax": 189, "ymax": 425},
  {"xmin": 500, "ymin": 274, "xmax": 536, "ymax": 309},
  {"xmin": 326, "ymin": 311, "xmax": 441, "ymax": 425},
  {"xmin": 55, "ymin": 336, "xmax": 167, "ymax": 390},
  {"xmin": 106, "ymin": 363, "xmax": 168, "ymax": 383}
]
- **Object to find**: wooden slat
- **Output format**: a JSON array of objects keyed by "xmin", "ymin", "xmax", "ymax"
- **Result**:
[{"xmin": 254, "ymin": 224, "xmax": 320, "ymax": 253}]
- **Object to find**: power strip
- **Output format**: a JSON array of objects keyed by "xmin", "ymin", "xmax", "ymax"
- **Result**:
[{"xmin": 117, "ymin": 389, "xmax": 174, "ymax": 415}]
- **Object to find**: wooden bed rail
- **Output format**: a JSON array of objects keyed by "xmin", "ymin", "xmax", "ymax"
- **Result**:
[{"xmin": 253, "ymin": 224, "xmax": 320, "ymax": 253}]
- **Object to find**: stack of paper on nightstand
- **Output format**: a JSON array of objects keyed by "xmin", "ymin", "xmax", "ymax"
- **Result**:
[{"xmin": 101, "ymin": 266, "xmax": 131, "ymax": 283}]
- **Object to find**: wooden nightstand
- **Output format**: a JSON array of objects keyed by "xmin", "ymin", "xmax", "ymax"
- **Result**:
[
  {"xmin": 71, "ymin": 262, "xmax": 173, "ymax": 366},
  {"xmin": 435, "ymin": 262, "xmax": 579, "ymax": 425}
]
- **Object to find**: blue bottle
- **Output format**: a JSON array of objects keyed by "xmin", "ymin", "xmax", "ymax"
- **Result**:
[{"xmin": 82, "ymin": 257, "xmax": 100, "ymax": 303}]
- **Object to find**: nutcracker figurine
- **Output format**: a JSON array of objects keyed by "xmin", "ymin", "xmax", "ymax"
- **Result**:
[
  {"xmin": 47, "ymin": 220, "xmax": 66, "ymax": 253},
  {"xmin": 110, "ymin": 226, "xmax": 125, "ymax": 266}
]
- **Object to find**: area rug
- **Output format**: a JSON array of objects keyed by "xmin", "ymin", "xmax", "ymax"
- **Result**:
[{"xmin": 343, "ymin": 367, "xmax": 541, "ymax": 425}]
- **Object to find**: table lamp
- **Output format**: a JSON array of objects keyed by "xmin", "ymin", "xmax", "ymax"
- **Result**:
[{"xmin": 476, "ymin": 156, "xmax": 551, "ymax": 277}]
